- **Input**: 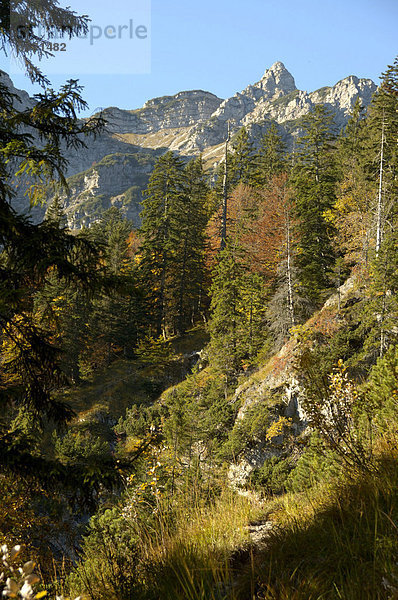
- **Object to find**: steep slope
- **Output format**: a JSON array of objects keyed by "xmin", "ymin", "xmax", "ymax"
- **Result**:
[{"xmin": 227, "ymin": 276, "xmax": 360, "ymax": 488}]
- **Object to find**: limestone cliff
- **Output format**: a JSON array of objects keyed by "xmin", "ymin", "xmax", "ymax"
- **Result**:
[{"xmin": 2, "ymin": 63, "xmax": 377, "ymax": 228}]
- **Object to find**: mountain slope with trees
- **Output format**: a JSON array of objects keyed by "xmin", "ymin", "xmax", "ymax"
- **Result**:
[{"xmin": 1, "ymin": 9, "xmax": 398, "ymax": 597}]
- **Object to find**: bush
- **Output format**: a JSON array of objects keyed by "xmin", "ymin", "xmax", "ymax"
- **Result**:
[
  {"xmin": 69, "ymin": 508, "xmax": 141, "ymax": 600},
  {"xmin": 54, "ymin": 431, "xmax": 111, "ymax": 465},
  {"xmin": 286, "ymin": 434, "xmax": 341, "ymax": 493},
  {"xmin": 250, "ymin": 455, "xmax": 291, "ymax": 495}
]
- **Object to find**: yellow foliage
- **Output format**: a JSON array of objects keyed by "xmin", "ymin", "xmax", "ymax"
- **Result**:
[{"xmin": 266, "ymin": 416, "xmax": 292, "ymax": 441}]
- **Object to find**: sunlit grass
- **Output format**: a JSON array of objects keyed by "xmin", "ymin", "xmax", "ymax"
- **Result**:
[{"xmin": 136, "ymin": 489, "xmax": 261, "ymax": 600}]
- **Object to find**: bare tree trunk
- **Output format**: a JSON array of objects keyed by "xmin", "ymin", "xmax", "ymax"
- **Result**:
[
  {"xmin": 177, "ymin": 232, "xmax": 189, "ymax": 334},
  {"xmin": 379, "ymin": 254, "xmax": 388, "ymax": 358},
  {"xmin": 285, "ymin": 206, "xmax": 295, "ymax": 328},
  {"xmin": 376, "ymin": 115, "xmax": 385, "ymax": 257},
  {"xmin": 159, "ymin": 191, "xmax": 169, "ymax": 339},
  {"xmin": 220, "ymin": 121, "xmax": 230, "ymax": 251}
]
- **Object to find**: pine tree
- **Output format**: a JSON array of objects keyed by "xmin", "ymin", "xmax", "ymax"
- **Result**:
[
  {"xmin": 358, "ymin": 231, "xmax": 398, "ymax": 361},
  {"xmin": 291, "ymin": 104, "xmax": 338, "ymax": 305},
  {"xmin": 140, "ymin": 152, "xmax": 188, "ymax": 337},
  {"xmin": 229, "ymin": 127, "xmax": 255, "ymax": 187},
  {"xmin": 364, "ymin": 57, "xmax": 398, "ymax": 255},
  {"xmin": 0, "ymin": 77, "xmax": 105, "ymax": 424},
  {"xmin": 0, "ymin": 0, "xmax": 125, "ymax": 494},
  {"xmin": 331, "ymin": 100, "xmax": 374, "ymax": 267},
  {"xmin": 253, "ymin": 123, "xmax": 287, "ymax": 187},
  {"xmin": 85, "ymin": 209, "xmax": 142, "ymax": 365},
  {"xmin": 208, "ymin": 240, "xmax": 268, "ymax": 381},
  {"xmin": 1, "ymin": 0, "xmax": 89, "ymax": 84},
  {"xmin": 208, "ymin": 245, "xmax": 247, "ymax": 381},
  {"xmin": 173, "ymin": 156, "xmax": 209, "ymax": 333},
  {"xmin": 45, "ymin": 195, "xmax": 68, "ymax": 228}
]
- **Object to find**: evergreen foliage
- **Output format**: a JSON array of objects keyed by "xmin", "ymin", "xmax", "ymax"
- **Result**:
[
  {"xmin": 291, "ymin": 104, "xmax": 338, "ymax": 304},
  {"xmin": 253, "ymin": 123, "xmax": 287, "ymax": 187}
]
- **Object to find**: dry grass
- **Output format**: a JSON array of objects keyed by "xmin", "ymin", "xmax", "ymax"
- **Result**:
[{"xmin": 137, "ymin": 489, "xmax": 261, "ymax": 600}]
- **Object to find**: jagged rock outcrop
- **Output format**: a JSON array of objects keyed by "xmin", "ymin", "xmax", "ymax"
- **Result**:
[
  {"xmin": 98, "ymin": 90, "xmax": 223, "ymax": 135},
  {"xmin": 0, "ymin": 70, "xmax": 35, "ymax": 110},
  {"xmin": 58, "ymin": 149, "xmax": 160, "ymax": 228},
  {"xmin": 244, "ymin": 74, "xmax": 377, "ymax": 133},
  {"xmin": 173, "ymin": 62, "xmax": 298, "ymax": 153}
]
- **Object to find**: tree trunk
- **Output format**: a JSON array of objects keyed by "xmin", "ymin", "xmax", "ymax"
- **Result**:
[
  {"xmin": 285, "ymin": 206, "xmax": 295, "ymax": 328},
  {"xmin": 376, "ymin": 115, "xmax": 385, "ymax": 257},
  {"xmin": 220, "ymin": 121, "xmax": 230, "ymax": 251}
]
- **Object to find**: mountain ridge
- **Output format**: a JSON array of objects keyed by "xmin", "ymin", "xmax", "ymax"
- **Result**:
[{"xmin": 1, "ymin": 62, "xmax": 377, "ymax": 228}]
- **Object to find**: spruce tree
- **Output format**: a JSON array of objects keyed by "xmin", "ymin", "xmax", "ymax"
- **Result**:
[
  {"xmin": 253, "ymin": 123, "xmax": 287, "ymax": 187},
  {"xmin": 0, "ymin": 77, "xmax": 105, "ymax": 424},
  {"xmin": 333, "ymin": 99, "xmax": 373, "ymax": 267},
  {"xmin": 173, "ymin": 156, "xmax": 209, "ymax": 333},
  {"xmin": 140, "ymin": 151, "xmax": 188, "ymax": 337},
  {"xmin": 86, "ymin": 208, "xmax": 141, "ymax": 364},
  {"xmin": 364, "ymin": 57, "xmax": 398, "ymax": 253},
  {"xmin": 229, "ymin": 127, "xmax": 255, "ymax": 187},
  {"xmin": 291, "ymin": 104, "xmax": 338, "ymax": 305},
  {"xmin": 208, "ymin": 245, "xmax": 247, "ymax": 381}
]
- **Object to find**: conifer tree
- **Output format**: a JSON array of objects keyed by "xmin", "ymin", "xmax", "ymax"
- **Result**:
[
  {"xmin": 358, "ymin": 232, "xmax": 398, "ymax": 361},
  {"xmin": 331, "ymin": 100, "xmax": 373, "ymax": 267},
  {"xmin": 291, "ymin": 104, "xmax": 338, "ymax": 305},
  {"xmin": 173, "ymin": 156, "xmax": 209, "ymax": 333},
  {"xmin": 208, "ymin": 244, "xmax": 247, "ymax": 381},
  {"xmin": 364, "ymin": 57, "xmax": 398, "ymax": 254},
  {"xmin": 86, "ymin": 209, "xmax": 141, "ymax": 365},
  {"xmin": 140, "ymin": 152, "xmax": 188, "ymax": 337},
  {"xmin": 0, "ymin": 77, "xmax": 105, "ymax": 423},
  {"xmin": 253, "ymin": 123, "xmax": 287, "ymax": 187},
  {"xmin": 229, "ymin": 127, "xmax": 255, "ymax": 187},
  {"xmin": 1, "ymin": 0, "xmax": 89, "ymax": 84}
]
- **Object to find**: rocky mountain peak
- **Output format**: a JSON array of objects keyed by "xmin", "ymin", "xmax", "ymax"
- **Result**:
[
  {"xmin": 258, "ymin": 61, "xmax": 297, "ymax": 98},
  {"xmin": 261, "ymin": 60, "xmax": 294, "ymax": 81}
]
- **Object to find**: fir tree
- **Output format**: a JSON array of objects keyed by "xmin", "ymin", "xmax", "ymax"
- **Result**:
[
  {"xmin": 208, "ymin": 245, "xmax": 247, "ymax": 381},
  {"xmin": 364, "ymin": 57, "xmax": 398, "ymax": 254},
  {"xmin": 229, "ymin": 127, "xmax": 255, "ymax": 187},
  {"xmin": 173, "ymin": 156, "xmax": 209, "ymax": 333},
  {"xmin": 253, "ymin": 123, "xmax": 287, "ymax": 187},
  {"xmin": 291, "ymin": 104, "xmax": 338, "ymax": 305},
  {"xmin": 332, "ymin": 100, "xmax": 374, "ymax": 267},
  {"xmin": 0, "ymin": 77, "xmax": 105, "ymax": 424},
  {"xmin": 140, "ymin": 151, "xmax": 188, "ymax": 337}
]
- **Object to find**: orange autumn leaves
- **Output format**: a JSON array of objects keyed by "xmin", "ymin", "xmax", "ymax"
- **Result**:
[{"xmin": 206, "ymin": 174, "xmax": 294, "ymax": 283}]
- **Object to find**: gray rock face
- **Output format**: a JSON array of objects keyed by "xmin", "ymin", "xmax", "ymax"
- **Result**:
[
  {"xmin": 3, "ymin": 63, "xmax": 377, "ymax": 227},
  {"xmin": 166, "ymin": 63, "xmax": 376, "ymax": 154},
  {"xmin": 174, "ymin": 61, "xmax": 298, "ymax": 152},
  {"xmin": 227, "ymin": 275, "xmax": 359, "ymax": 490},
  {"xmin": 244, "ymin": 75, "xmax": 377, "ymax": 134},
  {"xmin": 59, "ymin": 149, "xmax": 160, "ymax": 229},
  {"xmin": 96, "ymin": 90, "xmax": 223, "ymax": 135}
]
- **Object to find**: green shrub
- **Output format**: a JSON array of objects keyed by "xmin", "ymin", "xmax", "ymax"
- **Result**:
[
  {"xmin": 54, "ymin": 431, "xmax": 111, "ymax": 465},
  {"xmin": 286, "ymin": 434, "xmax": 341, "ymax": 493},
  {"xmin": 69, "ymin": 508, "xmax": 141, "ymax": 600},
  {"xmin": 250, "ymin": 455, "xmax": 291, "ymax": 495}
]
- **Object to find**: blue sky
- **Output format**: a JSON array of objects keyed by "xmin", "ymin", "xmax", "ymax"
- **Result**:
[{"xmin": 2, "ymin": 0, "xmax": 398, "ymax": 115}]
